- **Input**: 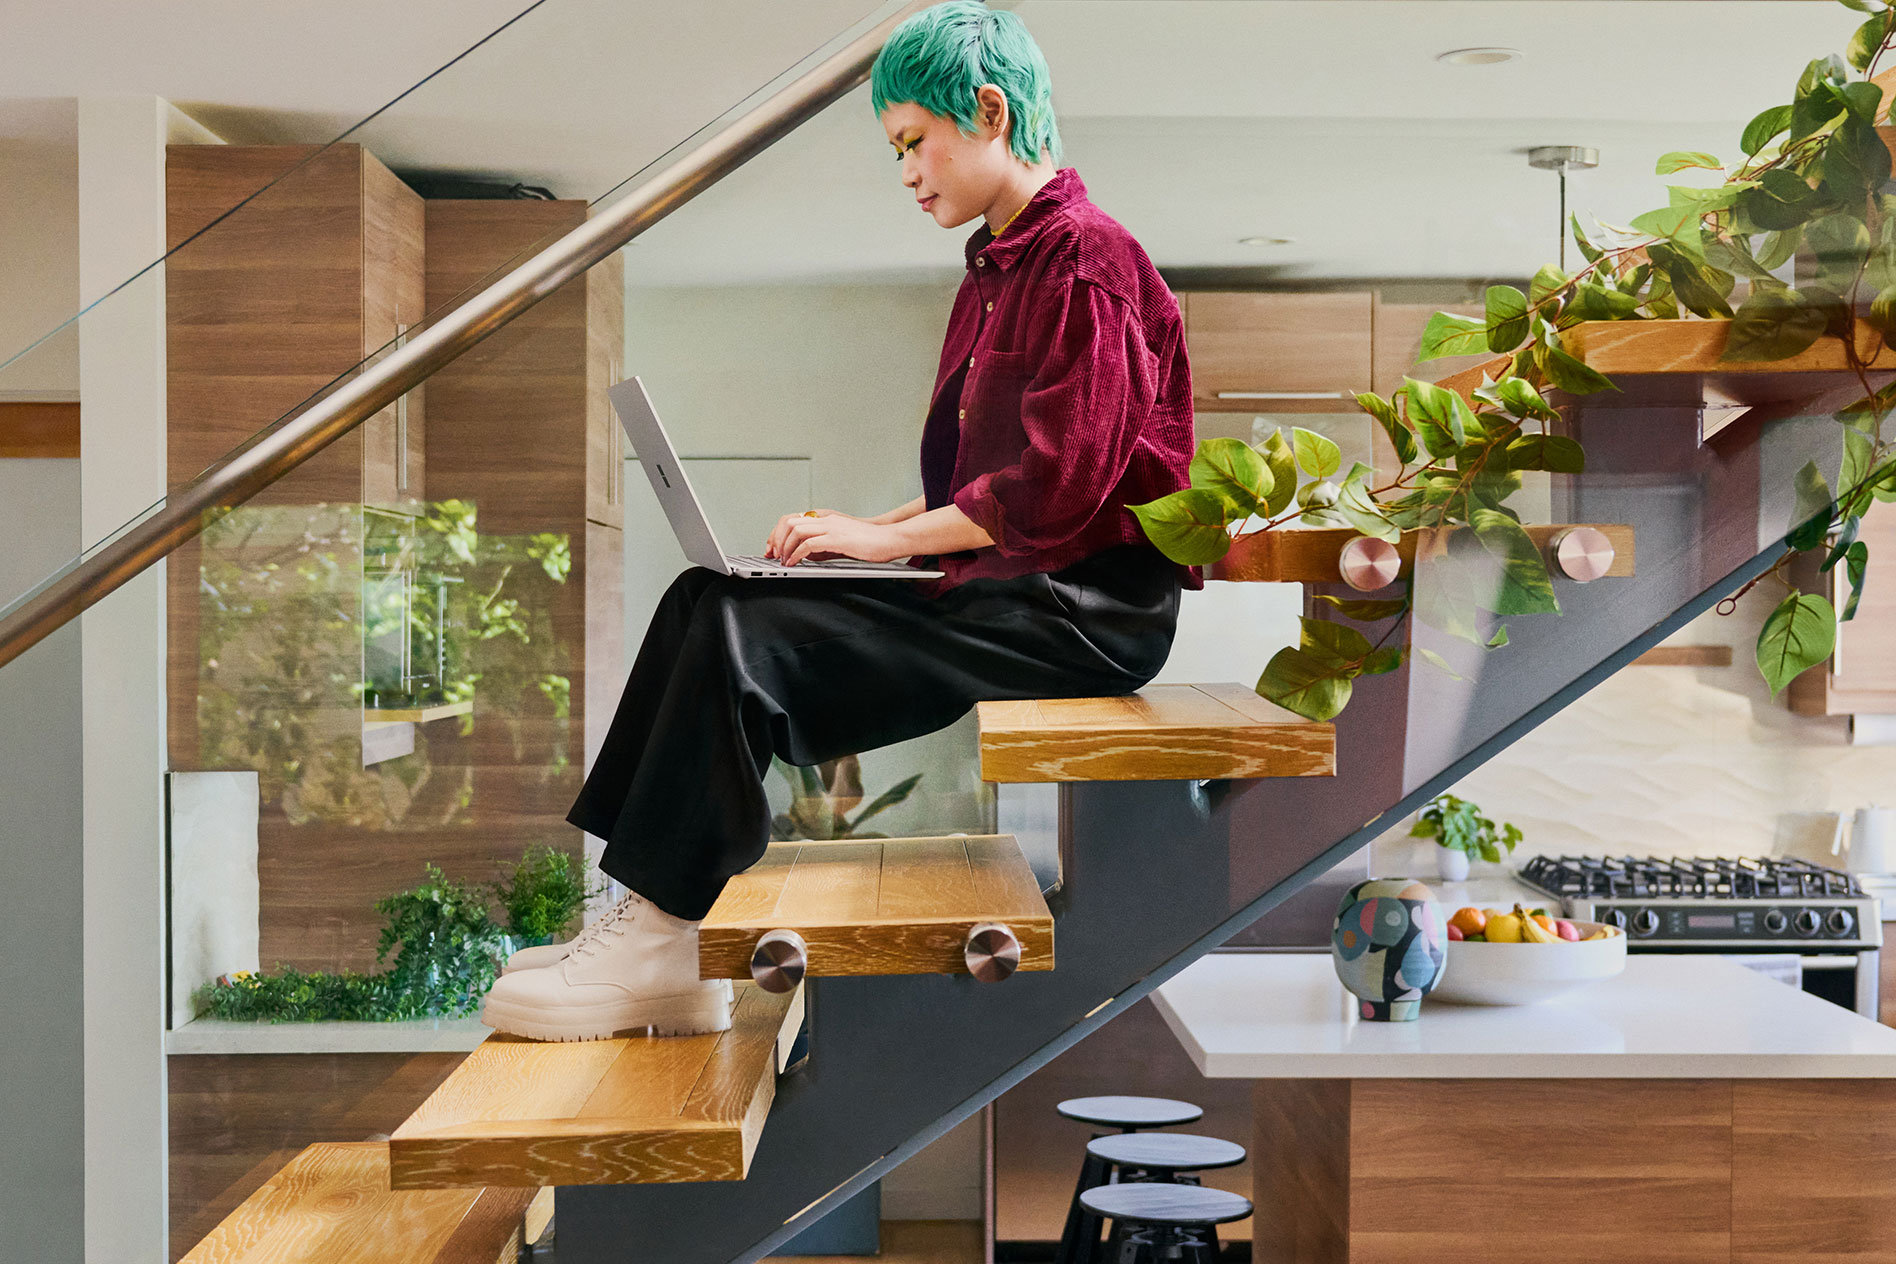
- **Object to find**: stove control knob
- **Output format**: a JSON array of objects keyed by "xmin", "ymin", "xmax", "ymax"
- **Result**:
[
  {"xmin": 1763, "ymin": 909, "xmax": 1789, "ymax": 935},
  {"xmin": 1602, "ymin": 908, "xmax": 1628, "ymax": 932},
  {"xmin": 1827, "ymin": 908, "xmax": 1856, "ymax": 938},
  {"xmin": 1631, "ymin": 908, "xmax": 1660, "ymax": 937},
  {"xmin": 1793, "ymin": 909, "xmax": 1822, "ymax": 937}
]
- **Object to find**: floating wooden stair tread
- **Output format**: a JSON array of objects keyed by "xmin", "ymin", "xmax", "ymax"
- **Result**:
[
  {"xmin": 699, "ymin": 834, "xmax": 1053, "ymax": 979},
  {"xmin": 977, "ymin": 682, "xmax": 1335, "ymax": 783},
  {"xmin": 179, "ymin": 1141, "xmax": 551, "ymax": 1263},
  {"xmin": 1211, "ymin": 523, "xmax": 1635, "ymax": 585},
  {"xmin": 387, "ymin": 983, "xmax": 802, "ymax": 1189}
]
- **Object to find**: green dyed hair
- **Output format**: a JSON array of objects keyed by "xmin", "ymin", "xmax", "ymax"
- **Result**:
[{"xmin": 870, "ymin": 1, "xmax": 1063, "ymax": 166}]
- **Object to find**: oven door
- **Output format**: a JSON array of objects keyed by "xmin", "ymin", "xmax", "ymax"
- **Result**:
[{"xmin": 1692, "ymin": 949, "xmax": 1879, "ymax": 1020}]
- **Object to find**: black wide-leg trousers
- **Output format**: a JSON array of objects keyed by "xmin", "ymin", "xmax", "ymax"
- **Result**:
[{"xmin": 566, "ymin": 545, "xmax": 1182, "ymax": 920}]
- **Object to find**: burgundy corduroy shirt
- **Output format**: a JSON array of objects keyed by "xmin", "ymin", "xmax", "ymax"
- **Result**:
[{"xmin": 916, "ymin": 167, "xmax": 1201, "ymax": 593}]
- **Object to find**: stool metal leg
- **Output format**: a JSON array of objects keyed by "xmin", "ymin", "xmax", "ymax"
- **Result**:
[{"xmin": 1054, "ymin": 1146, "xmax": 1110, "ymax": 1264}]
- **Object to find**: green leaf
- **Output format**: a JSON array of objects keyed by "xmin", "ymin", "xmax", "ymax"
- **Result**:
[
  {"xmin": 1413, "ymin": 546, "xmax": 1488, "ymax": 644},
  {"xmin": 1849, "ymin": 10, "xmax": 1893, "ymax": 71},
  {"xmin": 1474, "ymin": 376, "xmax": 1560, "ymax": 423},
  {"xmin": 1701, "ymin": 236, "xmax": 1779, "ymax": 284},
  {"xmin": 1362, "ymin": 646, "xmax": 1406, "ymax": 675},
  {"xmin": 1824, "ymin": 513, "xmax": 1863, "ymax": 571},
  {"xmin": 1312, "ymin": 593, "xmax": 1411, "ymax": 622},
  {"xmin": 1259, "ymin": 429, "xmax": 1298, "ymax": 516},
  {"xmin": 1841, "ymin": 78, "xmax": 1887, "ymax": 122},
  {"xmin": 1487, "ymin": 625, "xmax": 1511, "ymax": 649},
  {"xmin": 1837, "ymin": 0, "xmax": 1886, "ymax": 15},
  {"xmin": 1743, "ymin": 169, "xmax": 1822, "ymax": 231},
  {"xmin": 1484, "ymin": 285, "xmax": 1529, "ymax": 353},
  {"xmin": 1335, "ymin": 476, "xmax": 1400, "ymax": 543},
  {"xmin": 1824, "ymin": 116, "xmax": 1893, "ymax": 198},
  {"xmin": 1128, "ymin": 489, "xmax": 1233, "ymax": 565},
  {"xmin": 1356, "ymin": 391, "xmax": 1417, "ymax": 466},
  {"xmin": 1300, "ymin": 615, "xmax": 1373, "ymax": 665},
  {"xmin": 1190, "ymin": 437, "xmax": 1274, "ymax": 519},
  {"xmin": 1743, "ymin": 104, "xmax": 1796, "ymax": 156},
  {"xmin": 1415, "ymin": 645, "xmax": 1466, "ymax": 681},
  {"xmin": 1570, "ymin": 213, "xmax": 1603, "ymax": 264},
  {"xmin": 1842, "ymin": 540, "xmax": 1870, "ymax": 620},
  {"xmin": 1256, "ymin": 647, "xmax": 1355, "ymax": 721},
  {"xmin": 1789, "ymin": 460, "xmax": 1835, "ymax": 551},
  {"xmin": 1504, "ymin": 434, "xmax": 1587, "ymax": 473},
  {"xmin": 1756, "ymin": 591, "xmax": 1837, "ymax": 695},
  {"xmin": 1724, "ymin": 286, "xmax": 1830, "ymax": 361},
  {"xmin": 1541, "ymin": 344, "xmax": 1618, "ymax": 395},
  {"xmin": 1404, "ymin": 377, "xmax": 1469, "ymax": 457},
  {"xmin": 1656, "ymin": 151, "xmax": 1723, "ymax": 175},
  {"xmin": 1528, "ymin": 264, "xmax": 1569, "ymax": 307},
  {"xmin": 1417, "ymin": 310, "xmax": 1490, "ymax": 361},
  {"xmin": 1868, "ymin": 284, "xmax": 1896, "ymax": 342},
  {"xmin": 1647, "ymin": 241, "xmax": 1734, "ymax": 318},
  {"xmin": 1291, "ymin": 426, "xmax": 1342, "ymax": 479},
  {"xmin": 1757, "ymin": 225, "xmax": 1804, "ymax": 272},
  {"xmin": 1472, "ymin": 507, "xmax": 1561, "ymax": 615}
]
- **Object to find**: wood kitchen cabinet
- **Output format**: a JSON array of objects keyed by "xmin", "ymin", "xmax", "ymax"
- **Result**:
[
  {"xmin": 1789, "ymin": 498, "xmax": 1896, "ymax": 715},
  {"xmin": 1182, "ymin": 290, "xmax": 1374, "ymax": 412}
]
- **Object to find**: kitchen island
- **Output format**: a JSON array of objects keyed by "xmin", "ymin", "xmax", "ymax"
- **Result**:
[{"xmin": 1154, "ymin": 953, "xmax": 1896, "ymax": 1263}]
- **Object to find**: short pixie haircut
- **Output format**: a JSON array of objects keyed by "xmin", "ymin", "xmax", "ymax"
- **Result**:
[{"xmin": 870, "ymin": 1, "xmax": 1063, "ymax": 167}]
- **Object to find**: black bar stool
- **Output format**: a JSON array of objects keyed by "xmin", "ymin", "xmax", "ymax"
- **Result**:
[
  {"xmin": 1081, "ymin": 1132, "xmax": 1245, "ymax": 1260},
  {"xmin": 1053, "ymin": 1097, "xmax": 1202, "ymax": 1264},
  {"xmin": 1078, "ymin": 1183, "xmax": 1252, "ymax": 1264}
]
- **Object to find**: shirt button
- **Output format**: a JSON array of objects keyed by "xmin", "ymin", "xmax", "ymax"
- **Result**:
[
  {"xmin": 986, "ymin": 301, "xmax": 994, "ymax": 312},
  {"xmin": 976, "ymin": 257, "xmax": 986, "ymax": 267},
  {"xmin": 968, "ymin": 356, "xmax": 976, "ymax": 367},
  {"xmin": 958, "ymin": 408, "xmax": 966, "ymax": 419}
]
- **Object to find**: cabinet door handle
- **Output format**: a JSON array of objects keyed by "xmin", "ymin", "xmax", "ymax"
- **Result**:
[
  {"xmin": 1214, "ymin": 390, "xmax": 1350, "ymax": 400},
  {"xmin": 1833, "ymin": 549, "xmax": 1847, "ymax": 678}
]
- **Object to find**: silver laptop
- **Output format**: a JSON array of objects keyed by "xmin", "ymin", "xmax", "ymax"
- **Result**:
[{"xmin": 610, "ymin": 377, "xmax": 942, "ymax": 580}]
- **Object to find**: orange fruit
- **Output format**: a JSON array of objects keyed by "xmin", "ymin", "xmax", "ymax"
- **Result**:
[
  {"xmin": 1449, "ymin": 907, "xmax": 1487, "ymax": 937},
  {"xmin": 1529, "ymin": 912, "xmax": 1556, "ymax": 934}
]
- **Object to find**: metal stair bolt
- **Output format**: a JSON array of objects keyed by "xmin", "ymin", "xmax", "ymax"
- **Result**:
[
  {"xmin": 750, "ymin": 929, "xmax": 807, "ymax": 994},
  {"xmin": 964, "ymin": 922, "xmax": 1022, "ymax": 982}
]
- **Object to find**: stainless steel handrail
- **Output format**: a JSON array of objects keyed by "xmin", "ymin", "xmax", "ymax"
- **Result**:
[{"xmin": 0, "ymin": 0, "xmax": 924, "ymax": 672}]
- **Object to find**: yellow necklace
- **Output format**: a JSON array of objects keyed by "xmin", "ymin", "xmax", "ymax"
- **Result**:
[{"xmin": 992, "ymin": 199, "xmax": 1029, "ymax": 239}]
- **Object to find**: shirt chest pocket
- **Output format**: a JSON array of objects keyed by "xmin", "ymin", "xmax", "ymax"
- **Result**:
[{"xmin": 960, "ymin": 348, "xmax": 1034, "ymax": 436}]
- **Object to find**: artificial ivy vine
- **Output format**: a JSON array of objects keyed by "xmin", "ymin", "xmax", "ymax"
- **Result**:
[{"xmin": 1134, "ymin": 0, "xmax": 1896, "ymax": 720}]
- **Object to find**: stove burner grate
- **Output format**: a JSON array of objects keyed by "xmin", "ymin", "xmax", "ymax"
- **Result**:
[{"xmin": 1518, "ymin": 854, "xmax": 1863, "ymax": 901}]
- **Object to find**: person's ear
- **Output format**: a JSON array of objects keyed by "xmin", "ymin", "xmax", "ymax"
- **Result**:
[{"xmin": 974, "ymin": 84, "xmax": 1010, "ymax": 141}]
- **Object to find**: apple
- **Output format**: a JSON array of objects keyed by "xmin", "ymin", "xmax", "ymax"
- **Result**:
[
  {"xmin": 1447, "ymin": 923, "xmax": 1465, "ymax": 941},
  {"xmin": 1555, "ymin": 919, "xmax": 1581, "ymax": 942}
]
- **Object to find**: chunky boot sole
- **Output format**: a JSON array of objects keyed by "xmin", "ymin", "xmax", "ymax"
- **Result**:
[{"xmin": 480, "ymin": 980, "xmax": 734, "ymax": 1042}]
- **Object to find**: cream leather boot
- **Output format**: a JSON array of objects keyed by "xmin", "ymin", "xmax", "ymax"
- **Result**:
[
  {"xmin": 501, "ymin": 941, "xmax": 572, "ymax": 974},
  {"xmin": 479, "ymin": 890, "xmax": 732, "ymax": 1041}
]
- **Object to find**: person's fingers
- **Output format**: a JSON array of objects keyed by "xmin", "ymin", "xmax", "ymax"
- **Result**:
[
  {"xmin": 766, "ymin": 511, "xmax": 808, "ymax": 558},
  {"xmin": 784, "ymin": 519, "xmax": 830, "ymax": 566}
]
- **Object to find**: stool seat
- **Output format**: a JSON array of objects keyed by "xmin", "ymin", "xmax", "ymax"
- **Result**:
[
  {"xmin": 1085, "ymin": 1132, "xmax": 1245, "ymax": 1173},
  {"xmin": 1079, "ymin": 1182, "xmax": 1252, "ymax": 1227},
  {"xmin": 1056, "ymin": 1095, "xmax": 1202, "ymax": 1130}
]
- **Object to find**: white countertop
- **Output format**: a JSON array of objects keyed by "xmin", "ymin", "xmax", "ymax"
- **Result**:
[{"xmin": 1153, "ymin": 952, "xmax": 1896, "ymax": 1078}]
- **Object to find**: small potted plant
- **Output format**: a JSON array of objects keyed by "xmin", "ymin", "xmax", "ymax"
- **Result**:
[
  {"xmin": 490, "ymin": 843, "xmax": 606, "ymax": 953},
  {"xmin": 1409, "ymin": 793, "xmax": 1523, "ymax": 882}
]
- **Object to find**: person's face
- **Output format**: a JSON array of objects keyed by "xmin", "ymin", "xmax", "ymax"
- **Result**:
[{"xmin": 881, "ymin": 88, "xmax": 1014, "ymax": 229}]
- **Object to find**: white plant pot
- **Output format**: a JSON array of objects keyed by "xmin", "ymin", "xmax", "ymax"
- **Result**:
[{"xmin": 1436, "ymin": 847, "xmax": 1471, "ymax": 882}]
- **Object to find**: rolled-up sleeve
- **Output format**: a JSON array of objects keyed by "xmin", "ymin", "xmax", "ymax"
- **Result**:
[{"xmin": 952, "ymin": 280, "xmax": 1157, "ymax": 557}]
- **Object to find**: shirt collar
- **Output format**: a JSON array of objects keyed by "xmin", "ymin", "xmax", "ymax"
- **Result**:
[{"xmin": 964, "ymin": 167, "xmax": 1086, "ymax": 272}]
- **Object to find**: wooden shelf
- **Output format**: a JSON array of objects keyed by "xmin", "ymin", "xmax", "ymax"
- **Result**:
[
  {"xmin": 699, "ymin": 835, "xmax": 1053, "ymax": 980},
  {"xmin": 1210, "ymin": 523, "xmax": 1636, "ymax": 585},
  {"xmin": 1559, "ymin": 318, "xmax": 1896, "ymax": 409},
  {"xmin": 179, "ymin": 1141, "xmax": 551, "ymax": 1264},
  {"xmin": 1631, "ymin": 645, "xmax": 1733, "ymax": 668},
  {"xmin": 976, "ymin": 682, "xmax": 1335, "ymax": 784},
  {"xmin": 387, "ymin": 983, "xmax": 802, "ymax": 1189},
  {"xmin": 363, "ymin": 699, "xmax": 474, "ymax": 725}
]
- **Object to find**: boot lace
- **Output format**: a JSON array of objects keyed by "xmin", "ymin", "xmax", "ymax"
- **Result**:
[{"xmin": 565, "ymin": 892, "xmax": 646, "ymax": 960}]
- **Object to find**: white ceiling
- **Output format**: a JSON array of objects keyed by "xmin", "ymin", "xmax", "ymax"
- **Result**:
[{"xmin": 0, "ymin": 0, "xmax": 1869, "ymax": 285}]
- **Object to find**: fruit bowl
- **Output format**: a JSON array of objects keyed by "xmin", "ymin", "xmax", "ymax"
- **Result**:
[{"xmin": 1432, "ymin": 920, "xmax": 1627, "ymax": 1006}]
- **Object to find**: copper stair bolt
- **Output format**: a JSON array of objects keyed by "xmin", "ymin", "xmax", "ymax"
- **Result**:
[
  {"xmin": 963, "ymin": 923, "xmax": 1022, "ymax": 982},
  {"xmin": 750, "ymin": 929, "xmax": 808, "ymax": 994},
  {"xmin": 1549, "ymin": 526, "xmax": 1614, "ymax": 582},
  {"xmin": 1338, "ymin": 537, "xmax": 1402, "ymax": 592}
]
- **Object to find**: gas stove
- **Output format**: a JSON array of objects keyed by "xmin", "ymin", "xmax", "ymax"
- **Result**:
[{"xmin": 1518, "ymin": 855, "xmax": 1882, "ymax": 949}]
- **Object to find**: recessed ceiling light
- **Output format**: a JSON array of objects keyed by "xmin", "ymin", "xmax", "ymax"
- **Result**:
[
  {"xmin": 1238, "ymin": 235, "xmax": 1295, "ymax": 247},
  {"xmin": 1437, "ymin": 47, "xmax": 1522, "ymax": 66}
]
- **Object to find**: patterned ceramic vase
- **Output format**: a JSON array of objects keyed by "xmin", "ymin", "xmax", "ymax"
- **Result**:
[{"xmin": 1331, "ymin": 878, "xmax": 1447, "ymax": 1021}]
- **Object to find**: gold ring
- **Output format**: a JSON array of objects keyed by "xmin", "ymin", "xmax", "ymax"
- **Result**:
[{"xmin": 803, "ymin": 510, "xmax": 819, "ymax": 518}]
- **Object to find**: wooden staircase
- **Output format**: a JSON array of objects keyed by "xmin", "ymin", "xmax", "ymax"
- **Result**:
[
  {"xmin": 178, "ymin": 1142, "xmax": 553, "ymax": 1263},
  {"xmin": 976, "ymin": 681, "xmax": 1336, "ymax": 783}
]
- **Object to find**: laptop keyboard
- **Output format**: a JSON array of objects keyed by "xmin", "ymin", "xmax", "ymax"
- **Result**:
[{"xmin": 727, "ymin": 554, "xmax": 894, "ymax": 571}]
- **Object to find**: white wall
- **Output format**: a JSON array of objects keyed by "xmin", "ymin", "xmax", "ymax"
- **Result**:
[{"xmin": 0, "ymin": 99, "xmax": 80, "ymax": 392}]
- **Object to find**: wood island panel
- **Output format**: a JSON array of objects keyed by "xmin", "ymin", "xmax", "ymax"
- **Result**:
[{"xmin": 1732, "ymin": 1080, "xmax": 1896, "ymax": 1263}]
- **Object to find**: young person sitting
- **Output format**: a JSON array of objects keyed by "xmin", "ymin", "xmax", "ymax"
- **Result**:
[{"xmin": 479, "ymin": 0, "xmax": 1199, "ymax": 1042}]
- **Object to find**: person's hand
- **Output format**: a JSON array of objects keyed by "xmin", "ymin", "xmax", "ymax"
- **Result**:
[
  {"xmin": 769, "ymin": 511, "xmax": 908, "ymax": 566},
  {"xmin": 766, "ymin": 509, "xmax": 861, "ymax": 560}
]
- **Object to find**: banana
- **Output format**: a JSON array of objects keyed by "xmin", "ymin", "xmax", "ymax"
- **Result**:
[{"xmin": 1515, "ymin": 903, "xmax": 1562, "ymax": 944}]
